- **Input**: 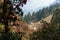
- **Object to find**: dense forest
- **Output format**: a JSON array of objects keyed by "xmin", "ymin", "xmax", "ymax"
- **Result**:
[{"xmin": 24, "ymin": 3, "xmax": 60, "ymax": 23}]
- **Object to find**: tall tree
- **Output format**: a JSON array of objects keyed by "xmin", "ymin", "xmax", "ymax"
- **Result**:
[{"xmin": 0, "ymin": 0, "xmax": 27, "ymax": 40}]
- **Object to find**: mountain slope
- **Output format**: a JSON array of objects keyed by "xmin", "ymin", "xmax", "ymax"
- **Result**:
[
  {"xmin": 42, "ymin": 15, "xmax": 53, "ymax": 23},
  {"xmin": 29, "ymin": 15, "xmax": 53, "ymax": 31}
]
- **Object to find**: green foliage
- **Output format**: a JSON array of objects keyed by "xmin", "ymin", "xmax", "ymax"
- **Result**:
[
  {"xmin": 24, "ymin": 12, "xmax": 32, "ymax": 23},
  {"xmin": 0, "ymin": 32, "xmax": 23, "ymax": 40},
  {"xmin": 51, "ymin": 8, "xmax": 60, "ymax": 25},
  {"xmin": 30, "ymin": 8, "xmax": 60, "ymax": 40}
]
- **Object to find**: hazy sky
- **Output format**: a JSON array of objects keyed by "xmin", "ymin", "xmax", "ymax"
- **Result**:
[{"xmin": 22, "ymin": 0, "xmax": 56, "ymax": 15}]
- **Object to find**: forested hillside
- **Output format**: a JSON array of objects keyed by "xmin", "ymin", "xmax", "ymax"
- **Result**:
[
  {"xmin": 30, "ymin": 7, "xmax": 60, "ymax": 40},
  {"xmin": 0, "ymin": 0, "xmax": 60, "ymax": 40},
  {"xmin": 24, "ymin": 3, "xmax": 60, "ymax": 23}
]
